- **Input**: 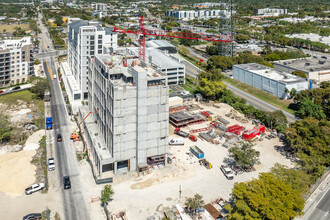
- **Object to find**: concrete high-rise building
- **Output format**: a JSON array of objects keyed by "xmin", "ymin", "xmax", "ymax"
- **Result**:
[
  {"xmin": 254, "ymin": 8, "xmax": 288, "ymax": 16},
  {"xmin": 0, "ymin": 36, "xmax": 33, "ymax": 87},
  {"xmin": 83, "ymin": 54, "xmax": 169, "ymax": 177},
  {"xmin": 67, "ymin": 19, "xmax": 117, "ymax": 100}
]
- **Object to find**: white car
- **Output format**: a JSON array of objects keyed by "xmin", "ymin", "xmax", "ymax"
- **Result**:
[
  {"xmin": 180, "ymin": 90, "xmax": 191, "ymax": 96},
  {"xmin": 48, "ymin": 158, "xmax": 55, "ymax": 171},
  {"xmin": 220, "ymin": 165, "xmax": 234, "ymax": 180},
  {"xmin": 25, "ymin": 183, "xmax": 45, "ymax": 195}
]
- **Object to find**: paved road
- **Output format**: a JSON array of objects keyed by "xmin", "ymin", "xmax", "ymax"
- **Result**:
[
  {"xmin": 35, "ymin": 50, "xmax": 67, "ymax": 59},
  {"xmin": 305, "ymin": 188, "xmax": 330, "ymax": 220},
  {"xmin": 179, "ymin": 55, "xmax": 298, "ymax": 122},
  {"xmin": 39, "ymin": 13, "xmax": 89, "ymax": 220}
]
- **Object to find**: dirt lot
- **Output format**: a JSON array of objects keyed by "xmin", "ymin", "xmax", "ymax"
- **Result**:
[
  {"xmin": 107, "ymin": 102, "xmax": 294, "ymax": 219},
  {"xmin": 0, "ymin": 24, "xmax": 30, "ymax": 33}
]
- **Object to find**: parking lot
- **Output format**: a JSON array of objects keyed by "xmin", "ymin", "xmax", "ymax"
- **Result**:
[{"xmin": 108, "ymin": 101, "xmax": 294, "ymax": 219}]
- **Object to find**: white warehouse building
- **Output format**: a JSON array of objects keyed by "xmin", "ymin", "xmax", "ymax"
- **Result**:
[{"xmin": 233, "ymin": 63, "xmax": 308, "ymax": 99}]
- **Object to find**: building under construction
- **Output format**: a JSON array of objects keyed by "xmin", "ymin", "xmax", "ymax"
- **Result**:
[{"xmin": 169, "ymin": 111, "xmax": 205, "ymax": 128}]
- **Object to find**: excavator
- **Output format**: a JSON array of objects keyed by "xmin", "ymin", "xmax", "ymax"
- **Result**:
[{"xmin": 70, "ymin": 111, "xmax": 97, "ymax": 141}]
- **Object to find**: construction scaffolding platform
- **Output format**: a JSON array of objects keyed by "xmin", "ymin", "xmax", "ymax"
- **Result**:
[{"xmin": 169, "ymin": 111, "xmax": 205, "ymax": 128}]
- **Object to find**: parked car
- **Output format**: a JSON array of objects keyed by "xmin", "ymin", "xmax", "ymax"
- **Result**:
[
  {"xmin": 25, "ymin": 183, "xmax": 45, "ymax": 195},
  {"xmin": 220, "ymin": 165, "xmax": 234, "ymax": 180},
  {"xmin": 11, "ymin": 86, "xmax": 21, "ymax": 91},
  {"xmin": 63, "ymin": 176, "xmax": 71, "ymax": 189},
  {"xmin": 0, "ymin": 90, "xmax": 4, "ymax": 94},
  {"xmin": 188, "ymin": 135, "xmax": 197, "ymax": 142},
  {"xmin": 57, "ymin": 134, "xmax": 62, "ymax": 142},
  {"xmin": 23, "ymin": 213, "xmax": 42, "ymax": 220},
  {"xmin": 48, "ymin": 158, "xmax": 55, "ymax": 171}
]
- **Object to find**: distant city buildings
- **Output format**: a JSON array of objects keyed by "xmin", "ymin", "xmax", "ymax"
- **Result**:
[
  {"xmin": 0, "ymin": 36, "xmax": 33, "ymax": 86},
  {"xmin": 66, "ymin": 19, "xmax": 117, "ymax": 101},
  {"xmin": 254, "ymin": 8, "xmax": 288, "ymax": 16},
  {"xmin": 165, "ymin": 9, "xmax": 235, "ymax": 20},
  {"xmin": 274, "ymin": 55, "xmax": 330, "ymax": 83},
  {"xmin": 233, "ymin": 63, "xmax": 308, "ymax": 99},
  {"xmin": 193, "ymin": 2, "xmax": 225, "ymax": 8}
]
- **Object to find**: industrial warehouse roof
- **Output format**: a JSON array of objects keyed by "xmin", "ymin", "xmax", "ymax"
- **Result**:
[
  {"xmin": 274, "ymin": 55, "xmax": 330, "ymax": 73},
  {"xmin": 234, "ymin": 63, "xmax": 307, "ymax": 84},
  {"xmin": 128, "ymin": 47, "xmax": 185, "ymax": 69}
]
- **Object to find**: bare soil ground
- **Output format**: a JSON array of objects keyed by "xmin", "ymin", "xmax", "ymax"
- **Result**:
[
  {"xmin": 0, "ymin": 24, "xmax": 30, "ymax": 33},
  {"xmin": 107, "ymin": 102, "xmax": 294, "ymax": 219}
]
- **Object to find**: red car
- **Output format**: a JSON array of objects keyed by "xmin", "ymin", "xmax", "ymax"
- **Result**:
[
  {"xmin": 0, "ymin": 90, "xmax": 4, "ymax": 94},
  {"xmin": 189, "ymin": 135, "xmax": 197, "ymax": 142}
]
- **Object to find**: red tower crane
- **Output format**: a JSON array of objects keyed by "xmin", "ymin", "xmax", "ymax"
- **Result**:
[{"xmin": 112, "ymin": 16, "xmax": 233, "ymax": 62}]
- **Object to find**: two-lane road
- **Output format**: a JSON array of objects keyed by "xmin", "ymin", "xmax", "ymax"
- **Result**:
[{"xmin": 39, "ymin": 12, "xmax": 89, "ymax": 220}]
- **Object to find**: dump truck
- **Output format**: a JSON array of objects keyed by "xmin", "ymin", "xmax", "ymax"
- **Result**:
[
  {"xmin": 190, "ymin": 145, "xmax": 204, "ymax": 159},
  {"xmin": 174, "ymin": 128, "xmax": 189, "ymax": 138}
]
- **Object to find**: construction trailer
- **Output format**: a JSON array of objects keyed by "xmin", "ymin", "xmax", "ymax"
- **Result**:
[
  {"xmin": 190, "ymin": 145, "xmax": 204, "ymax": 159},
  {"xmin": 227, "ymin": 124, "xmax": 245, "ymax": 135},
  {"xmin": 242, "ymin": 125, "xmax": 266, "ymax": 140}
]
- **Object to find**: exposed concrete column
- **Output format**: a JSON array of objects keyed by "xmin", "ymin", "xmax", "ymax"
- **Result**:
[
  {"xmin": 164, "ymin": 153, "xmax": 168, "ymax": 166},
  {"xmin": 99, "ymin": 161, "xmax": 102, "ymax": 177},
  {"xmin": 114, "ymin": 161, "xmax": 117, "ymax": 174}
]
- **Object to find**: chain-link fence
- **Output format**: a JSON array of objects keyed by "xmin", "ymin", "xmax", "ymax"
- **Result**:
[{"xmin": 304, "ymin": 166, "xmax": 330, "ymax": 200}]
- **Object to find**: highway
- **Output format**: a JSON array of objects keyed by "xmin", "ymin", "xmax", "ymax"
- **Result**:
[
  {"xmin": 180, "ymin": 55, "xmax": 298, "ymax": 122},
  {"xmin": 39, "ymin": 13, "xmax": 89, "ymax": 220}
]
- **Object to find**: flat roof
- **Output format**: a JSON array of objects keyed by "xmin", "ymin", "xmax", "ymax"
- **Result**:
[
  {"xmin": 285, "ymin": 33, "xmax": 330, "ymax": 46},
  {"xmin": 146, "ymin": 40, "xmax": 175, "ymax": 48},
  {"xmin": 235, "ymin": 63, "xmax": 307, "ymax": 84},
  {"xmin": 274, "ymin": 55, "xmax": 330, "ymax": 72},
  {"xmin": 128, "ymin": 47, "xmax": 184, "ymax": 69}
]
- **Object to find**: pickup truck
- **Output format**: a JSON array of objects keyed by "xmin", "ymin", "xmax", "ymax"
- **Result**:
[
  {"xmin": 220, "ymin": 165, "xmax": 234, "ymax": 180},
  {"xmin": 25, "ymin": 183, "xmax": 45, "ymax": 195}
]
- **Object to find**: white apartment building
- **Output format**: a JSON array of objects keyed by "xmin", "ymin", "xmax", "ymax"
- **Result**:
[
  {"xmin": 67, "ymin": 19, "xmax": 117, "ymax": 100},
  {"xmin": 127, "ymin": 47, "xmax": 185, "ymax": 85},
  {"xmin": 84, "ymin": 54, "xmax": 169, "ymax": 177},
  {"xmin": 165, "ymin": 9, "xmax": 235, "ymax": 20},
  {"xmin": 0, "ymin": 36, "xmax": 33, "ymax": 86},
  {"xmin": 254, "ymin": 8, "xmax": 288, "ymax": 16},
  {"xmin": 94, "ymin": 3, "xmax": 107, "ymax": 12}
]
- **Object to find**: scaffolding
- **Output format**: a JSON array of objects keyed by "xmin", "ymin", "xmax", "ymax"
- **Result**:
[{"xmin": 219, "ymin": 0, "xmax": 234, "ymax": 57}]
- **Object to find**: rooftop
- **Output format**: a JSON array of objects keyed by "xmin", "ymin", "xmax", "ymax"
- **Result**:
[
  {"xmin": 274, "ymin": 55, "xmax": 330, "ymax": 72},
  {"xmin": 235, "ymin": 63, "xmax": 307, "ymax": 84},
  {"xmin": 128, "ymin": 47, "xmax": 184, "ymax": 69},
  {"xmin": 0, "ymin": 36, "xmax": 31, "ymax": 50},
  {"xmin": 285, "ymin": 33, "xmax": 330, "ymax": 46},
  {"xmin": 146, "ymin": 40, "xmax": 176, "ymax": 49}
]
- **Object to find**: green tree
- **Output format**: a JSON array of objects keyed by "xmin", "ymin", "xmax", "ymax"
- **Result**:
[
  {"xmin": 236, "ymin": 34, "xmax": 251, "ymax": 43},
  {"xmin": 185, "ymin": 194, "xmax": 204, "ymax": 217},
  {"xmin": 198, "ymin": 78, "xmax": 226, "ymax": 99},
  {"xmin": 226, "ymin": 173, "xmax": 305, "ymax": 220},
  {"xmin": 290, "ymin": 88, "xmax": 297, "ymax": 98},
  {"xmin": 271, "ymin": 163, "xmax": 312, "ymax": 194},
  {"xmin": 29, "ymin": 77, "xmax": 50, "ymax": 99},
  {"xmin": 286, "ymin": 118, "xmax": 330, "ymax": 179},
  {"xmin": 292, "ymin": 70, "xmax": 307, "ymax": 79},
  {"xmin": 206, "ymin": 55, "xmax": 233, "ymax": 70},
  {"xmin": 228, "ymin": 142, "xmax": 260, "ymax": 168},
  {"xmin": 266, "ymin": 110, "xmax": 288, "ymax": 132},
  {"xmin": 0, "ymin": 114, "xmax": 11, "ymax": 143},
  {"xmin": 296, "ymin": 98, "xmax": 326, "ymax": 120},
  {"xmin": 101, "ymin": 184, "xmax": 114, "ymax": 206},
  {"xmin": 34, "ymin": 59, "xmax": 41, "ymax": 65}
]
